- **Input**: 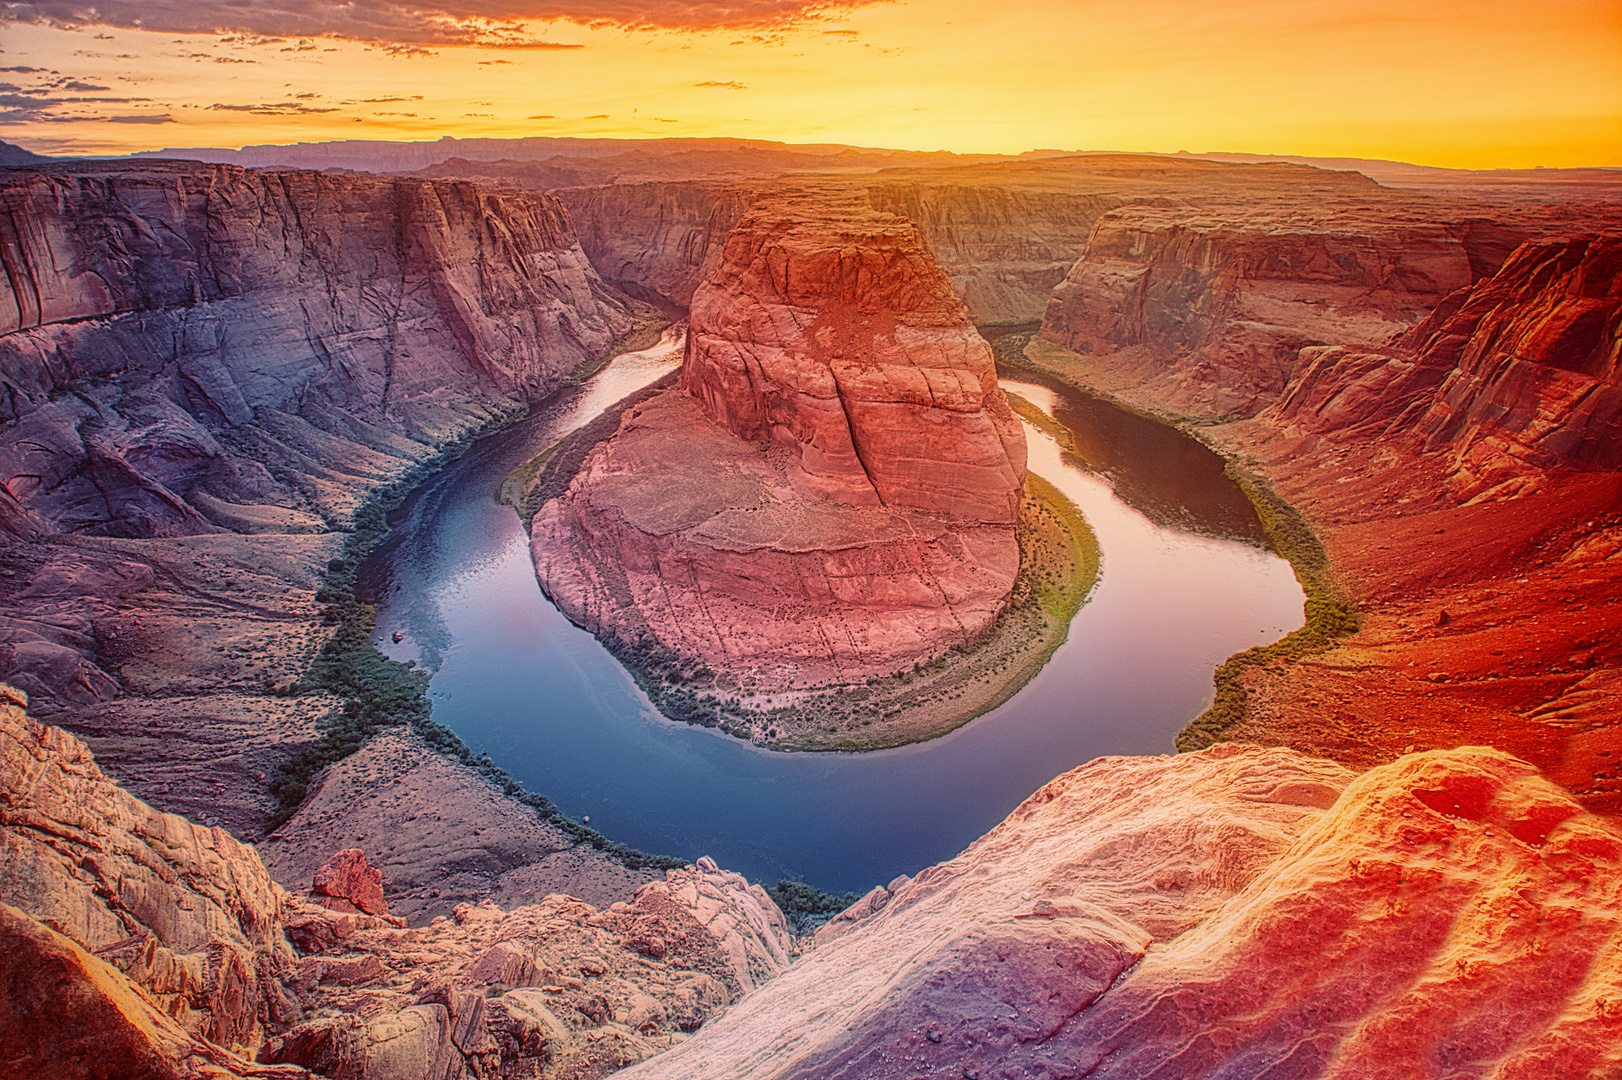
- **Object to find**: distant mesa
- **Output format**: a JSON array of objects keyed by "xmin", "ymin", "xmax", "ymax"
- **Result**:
[{"xmin": 0, "ymin": 140, "xmax": 49, "ymax": 167}]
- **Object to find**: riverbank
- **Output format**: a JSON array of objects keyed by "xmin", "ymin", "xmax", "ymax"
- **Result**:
[
  {"xmin": 1009, "ymin": 331, "xmax": 1622, "ymax": 817},
  {"xmin": 999, "ymin": 332, "xmax": 1359, "ymax": 751},
  {"xmin": 507, "ymin": 385, "xmax": 1101, "ymax": 752}
]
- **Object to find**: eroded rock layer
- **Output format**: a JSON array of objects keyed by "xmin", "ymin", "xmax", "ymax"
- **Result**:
[
  {"xmin": 0, "ymin": 686, "xmax": 794, "ymax": 1080},
  {"xmin": 0, "ymin": 161, "xmax": 649, "ymax": 875},
  {"xmin": 1026, "ymin": 216, "xmax": 1622, "ymax": 816},
  {"xmin": 1037, "ymin": 205, "xmax": 1476, "ymax": 416},
  {"xmin": 623, "ymin": 744, "xmax": 1622, "ymax": 1079},
  {"xmin": 532, "ymin": 195, "xmax": 1027, "ymax": 693}
]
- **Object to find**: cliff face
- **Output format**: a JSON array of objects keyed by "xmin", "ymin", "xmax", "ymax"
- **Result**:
[
  {"xmin": 623, "ymin": 743, "xmax": 1622, "ymax": 1079},
  {"xmin": 865, "ymin": 183, "xmax": 1123, "ymax": 325},
  {"xmin": 1410, "ymin": 232, "xmax": 1622, "ymax": 481},
  {"xmin": 532, "ymin": 194, "xmax": 1027, "ymax": 709},
  {"xmin": 682, "ymin": 195, "xmax": 1026, "ymax": 522},
  {"xmin": 1037, "ymin": 205, "xmax": 1476, "ymax": 416},
  {"xmin": 1025, "ymin": 210, "xmax": 1622, "ymax": 817},
  {"xmin": 0, "ymin": 160, "xmax": 631, "ymax": 540},
  {"xmin": 553, "ymin": 181, "xmax": 756, "ymax": 308},
  {"xmin": 1267, "ymin": 231, "xmax": 1622, "ymax": 487},
  {"xmin": 0, "ymin": 160, "xmax": 638, "ymax": 832}
]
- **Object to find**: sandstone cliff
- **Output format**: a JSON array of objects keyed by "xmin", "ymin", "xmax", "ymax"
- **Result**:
[
  {"xmin": 530, "ymin": 194, "xmax": 1028, "ymax": 721},
  {"xmin": 0, "ymin": 160, "xmax": 631, "ymax": 540},
  {"xmin": 865, "ymin": 182, "xmax": 1123, "ymax": 325},
  {"xmin": 1024, "ymin": 215, "xmax": 1622, "ymax": 818},
  {"xmin": 554, "ymin": 181, "xmax": 757, "ymax": 307},
  {"xmin": 0, "ymin": 682, "xmax": 298, "ymax": 1059},
  {"xmin": 1036, "ymin": 205, "xmax": 1477, "ymax": 416},
  {"xmin": 0, "ymin": 686, "xmax": 795, "ymax": 1080},
  {"xmin": 1265, "ymin": 231, "xmax": 1622, "ymax": 492},
  {"xmin": 0, "ymin": 161, "xmax": 645, "ymax": 868},
  {"xmin": 623, "ymin": 743, "xmax": 1622, "ymax": 1079}
]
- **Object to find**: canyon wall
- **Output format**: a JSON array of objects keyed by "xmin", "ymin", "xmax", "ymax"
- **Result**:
[
  {"xmin": 1025, "ymin": 207, "xmax": 1622, "ymax": 817},
  {"xmin": 553, "ymin": 181, "xmax": 757, "ymax": 308},
  {"xmin": 531, "ymin": 193, "xmax": 1027, "ymax": 710},
  {"xmin": 1036, "ymin": 205, "xmax": 1477, "ymax": 416},
  {"xmin": 0, "ymin": 160, "xmax": 631, "ymax": 540},
  {"xmin": 0, "ymin": 162, "xmax": 658, "ymax": 915},
  {"xmin": 864, "ymin": 182, "xmax": 1123, "ymax": 325},
  {"xmin": 626, "ymin": 742, "xmax": 1622, "ymax": 1078}
]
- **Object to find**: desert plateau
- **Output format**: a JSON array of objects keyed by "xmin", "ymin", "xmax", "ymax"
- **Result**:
[{"xmin": 1, "ymin": 1, "xmax": 1619, "ymax": 1076}]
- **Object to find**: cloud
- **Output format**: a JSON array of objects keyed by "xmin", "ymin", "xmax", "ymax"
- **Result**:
[
  {"xmin": 61, "ymin": 80, "xmax": 107, "ymax": 90},
  {"xmin": 107, "ymin": 113, "xmax": 175, "ymax": 123},
  {"xmin": 208, "ymin": 100, "xmax": 341, "ymax": 114},
  {"xmin": 694, "ymin": 79, "xmax": 747, "ymax": 89},
  {"xmin": 0, "ymin": 1, "xmax": 887, "ymax": 46}
]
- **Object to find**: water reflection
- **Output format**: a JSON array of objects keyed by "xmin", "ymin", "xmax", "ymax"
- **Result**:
[{"xmin": 363, "ymin": 339, "xmax": 1304, "ymax": 893}]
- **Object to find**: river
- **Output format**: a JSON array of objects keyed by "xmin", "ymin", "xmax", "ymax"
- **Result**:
[{"xmin": 361, "ymin": 331, "xmax": 1304, "ymax": 895}]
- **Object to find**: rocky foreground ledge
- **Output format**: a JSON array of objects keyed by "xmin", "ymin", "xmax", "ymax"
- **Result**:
[
  {"xmin": 0, "ymin": 683, "xmax": 792, "ymax": 1080},
  {"xmin": 624, "ymin": 741, "xmax": 1622, "ymax": 1079},
  {"xmin": 4, "ymin": 673, "xmax": 1617, "ymax": 1078}
]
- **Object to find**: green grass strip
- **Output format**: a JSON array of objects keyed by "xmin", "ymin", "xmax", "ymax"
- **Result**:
[{"xmin": 1175, "ymin": 465, "xmax": 1361, "ymax": 751}]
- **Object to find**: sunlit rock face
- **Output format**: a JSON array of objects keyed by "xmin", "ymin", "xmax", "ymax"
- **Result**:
[
  {"xmin": 621, "ymin": 744, "xmax": 1622, "ymax": 1080},
  {"xmin": 1269, "ymin": 230, "xmax": 1622, "ymax": 483},
  {"xmin": 532, "ymin": 193, "xmax": 1027, "ymax": 690},
  {"xmin": 682, "ymin": 193, "xmax": 1027, "ymax": 523},
  {"xmin": 1038, "ymin": 205, "xmax": 1477, "ymax": 417}
]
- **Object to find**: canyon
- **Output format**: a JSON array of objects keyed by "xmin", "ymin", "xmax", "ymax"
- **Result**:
[
  {"xmin": 526, "ymin": 191, "xmax": 1049, "ymax": 745},
  {"xmin": 1, "ymin": 142, "xmax": 1620, "ymax": 1078}
]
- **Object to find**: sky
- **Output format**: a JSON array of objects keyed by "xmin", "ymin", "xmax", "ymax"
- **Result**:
[{"xmin": 0, "ymin": 0, "xmax": 1618, "ymax": 168}]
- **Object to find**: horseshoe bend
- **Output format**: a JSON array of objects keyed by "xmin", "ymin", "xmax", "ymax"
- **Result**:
[
  {"xmin": 0, "ymin": 138, "xmax": 1619, "ymax": 1080},
  {"xmin": 524, "ymin": 192, "xmax": 1106, "ymax": 749}
]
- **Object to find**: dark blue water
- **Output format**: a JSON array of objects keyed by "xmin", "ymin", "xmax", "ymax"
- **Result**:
[{"xmin": 363, "ymin": 333, "xmax": 1303, "ymax": 894}]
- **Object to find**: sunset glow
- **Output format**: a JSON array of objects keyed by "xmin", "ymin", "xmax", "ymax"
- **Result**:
[{"xmin": 1, "ymin": 0, "xmax": 1618, "ymax": 167}]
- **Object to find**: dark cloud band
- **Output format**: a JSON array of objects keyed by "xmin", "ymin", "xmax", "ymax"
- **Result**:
[{"xmin": 3, "ymin": 1, "xmax": 883, "ymax": 45}]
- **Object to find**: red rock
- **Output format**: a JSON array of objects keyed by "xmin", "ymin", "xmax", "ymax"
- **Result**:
[
  {"xmin": 619, "ymin": 746, "xmax": 1622, "ymax": 1079},
  {"xmin": 1037, "ymin": 205, "xmax": 1476, "ymax": 416},
  {"xmin": 532, "ymin": 194, "xmax": 1026, "ymax": 694},
  {"xmin": 311, "ymin": 849, "xmax": 388, "ymax": 917},
  {"xmin": 1406, "ymin": 232, "xmax": 1622, "ymax": 484},
  {"xmin": 0, "ymin": 903, "xmax": 304, "ymax": 1080},
  {"xmin": 683, "ymin": 193, "xmax": 1026, "ymax": 523},
  {"xmin": 0, "ymin": 160, "xmax": 632, "ymax": 540},
  {"xmin": 556, "ymin": 181, "xmax": 757, "ymax": 307}
]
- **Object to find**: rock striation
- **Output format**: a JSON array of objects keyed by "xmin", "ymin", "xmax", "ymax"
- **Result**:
[
  {"xmin": 531, "ymin": 194, "xmax": 1027, "ymax": 700},
  {"xmin": 0, "ymin": 160, "xmax": 642, "ymax": 854},
  {"xmin": 1027, "ymin": 212, "xmax": 1622, "ymax": 816},
  {"xmin": 1037, "ymin": 205, "xmax": 1477, "ymax": 416},
  {"xmin": 554, "ymin": 181, "xmax": 757, "ymax": 308},
  {"xmin": 865, "ymin": 182, "xmax": 1124, "ymax": 325},
  {"xmin": 1269, "ymin": 231, "xmax": 1622, "ymax": 487},
  {"xmin": 0, "ymin": 682, "xmax": 296, "ymax": 1059},
  {"xmin": 0, "ymin": 686, "xmax": 795, "ymax": 1080},
  {"xmin": 0, "ymin": 160, "xmax": 631, "ymax": 540},
  {"xmin": 622, "ymin": 743, "xmax": 1622, "ymax": 1079}
]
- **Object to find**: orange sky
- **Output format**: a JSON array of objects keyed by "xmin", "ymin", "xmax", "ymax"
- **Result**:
[{"xmin": 1, "ymin": 0, "xmax": 1618, "ymax": 167}]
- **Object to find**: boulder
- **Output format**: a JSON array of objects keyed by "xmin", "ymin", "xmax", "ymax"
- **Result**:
[{"xmin": 311, "ymin": 849, "xmax": 388, "ymax": 917}]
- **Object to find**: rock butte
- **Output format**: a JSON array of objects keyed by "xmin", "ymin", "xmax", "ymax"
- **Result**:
[{"xmin": 531, "ymin": 193, "xmax": 1028, "ymax": 691}]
